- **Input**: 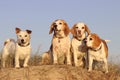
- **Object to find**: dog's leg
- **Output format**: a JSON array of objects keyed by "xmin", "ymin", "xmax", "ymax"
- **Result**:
[
  {"xmin": 53, "ymin": 48, "xmax": 58, "ymax": 64},
  {"xmin": 2, "ymin": 49, "xmax": 9, "ymax": 68},
  {"xmin": 88, "ymin": 55, "xmax": 93, "ymax": 72},
  {"xmin": 103, "ymin": 58, "xmax": 108, "ymax": 73},
  {"xmin": 2, "ymin": 56, "xmax": 7, "ymax": 68},
  {"xmin": 15, "ymin": 54, "xmax": 20, "ymax": 68},
  {"xmin": 74, "ymin": 50, "xmax": 78, "ymax": 66},
  {"xmin": 66, "ymin": 49, "xmax": 71, "ymax": 65},
  {"xmin": 23, "ymin": 56, "xmax": 30, "ymax": 67}
]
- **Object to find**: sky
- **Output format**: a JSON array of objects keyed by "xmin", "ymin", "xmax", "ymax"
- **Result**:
[{"xmin": 0, "ymin": 0, "xmax": 120, "ymax": 62}]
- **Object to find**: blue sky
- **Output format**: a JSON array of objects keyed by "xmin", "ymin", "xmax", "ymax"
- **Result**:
[{"xmin": 0, "ymin": 0, "xmax": 120, "ymax": 61}]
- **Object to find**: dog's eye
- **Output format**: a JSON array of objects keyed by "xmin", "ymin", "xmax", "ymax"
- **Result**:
[
  {"xmin": 19, "ymin": 35, "xmax": 22, "ymax": 37},
  {"xmin": 76, "ymin": 27, "xmax": 78, "ymax": 29},
  {"xmin": 90, "ymin": 38, "xmax": 92, "ymax": 41},
  {"xmin": 25, "ymin": 35, "xmax": 27, "ymax": 37},
  {"xmin": 82, "ymin": 27, "xmax": 84, "ymax": 29},
  {"xmin": 59, "ymin": 23, "xmax": 62, "ymax": 25}
]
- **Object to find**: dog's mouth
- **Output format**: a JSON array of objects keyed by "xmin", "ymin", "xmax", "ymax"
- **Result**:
[
  {"xmin": 18, "ymin": 39, "xmax": 30, "ymax": 47},
  {"xmin": 20, "ymin": 39, "xmax": 27, "ymax": 44}
]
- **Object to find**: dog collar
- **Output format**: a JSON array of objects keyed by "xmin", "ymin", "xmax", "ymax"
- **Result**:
[
  {"xmin": 74, "ymin": 36, "xmax": 82, "ymax": 41},
  {"xmin": 89, "ymin": 45, "xmax": 102, "ymax": 52},
  {"xmin": 18, "ymin": 43, "xmax": 30, "ymax": 47}
]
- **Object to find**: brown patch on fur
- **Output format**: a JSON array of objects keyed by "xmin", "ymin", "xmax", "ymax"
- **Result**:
[
  {"xmin": 63, "ymin": 21, "xmax": 70, "ymax": 36},
  {"xmin": 70, "ymin": 24, "xmax": 77, "ymax": 37},
  {"xmin": 91, "ymin": 33, "xmax": 102, "ymax": 49},
  {"xmin": 85, "ymin": 24, "xmax": 91, "ymax": 35},
  {"xmin": 102, "ymin": 40, "xmax": 108, "ymax": 58},
  {"xmin": 49, "ymin": 22, "xmax": 54, "ymax": 34},
  {"xmin": 26, "ymin": 30, "xmax": 32, "ymax": 34},
  {"xmin": 49, "ymin": 19, "xmax": 70, "ymax": 36},
  {"xmin": 4, "ymin": 41, "xmax": 7, "ymax": 46},
  {"xmin": 16, "ymin": 27, "xmax": 21, "ymax": 34}
]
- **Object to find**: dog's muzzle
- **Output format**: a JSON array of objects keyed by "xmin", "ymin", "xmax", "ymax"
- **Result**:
[{"xmin": 21, "ymin": 39, "xmax": 26, "ymax": 44}]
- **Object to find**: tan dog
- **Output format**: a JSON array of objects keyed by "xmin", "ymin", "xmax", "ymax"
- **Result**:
[
  {"xmin": 2, "ymin": 27, "xmax": 32, "ymax": 68},
  {"xmin": 71, "ymin": 22, "xmax": 90, "ymax": 67},
  {"xmin": 85, "ymin": 33, "xmax": 109, "ymax": 73},
  {"xmin": 42, "ymin": 19, "xmax": 71, "ymax": 65}
]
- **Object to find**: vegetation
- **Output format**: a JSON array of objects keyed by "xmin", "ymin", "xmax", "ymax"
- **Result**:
[{"xmin": 0, "ymin": 50, "xmax": 120, "ymax": 80}]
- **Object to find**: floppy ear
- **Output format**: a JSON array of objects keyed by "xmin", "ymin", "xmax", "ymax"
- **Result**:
[
  {"xmin": 26, "ymin": 30, "xmax": 32, "ymax": 34},
  {"xmin": 16, "ymin": 27, "xmax": 21, "ymax": 34},
  {"xmin": 85, "ymin": 24, "xmax": 91, "ymax": 35},
  {"xmin": 49, "ymin": 22, "xmax": 54, "ymax": 34},
  {"xmin": 92, "ymin": 33, "xmax": 101, "ymax": 48},
  {"xmin": 4, "ymin": 41, "xmax": 7, "ymax": 46},
  {"xmin": 70, "ymin": 24, "xmax": 77, "ymax": 37},
  {"xmin": 64, "ymin": 22, "xmax": 70, "ymax": 36}
]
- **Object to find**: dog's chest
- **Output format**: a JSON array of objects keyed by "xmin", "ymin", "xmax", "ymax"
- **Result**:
[
  {"xmin": 88, "ymin": 46, "xmax": 106, "ymax": 61},
  {"xmin": 16, "ymin": 44, "xmax": 31, "ymax": 59},
  {"xmin": 72, "ymin": 38, "xmax": 82, "ymax": 49},
  {"xmin": 53, "ymin": 37, "xmax": 70, "ymax": 52}
]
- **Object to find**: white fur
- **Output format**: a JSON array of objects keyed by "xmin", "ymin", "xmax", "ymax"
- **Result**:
[
  {"xmin": 46, "ymin": 19, "xmax": 71, "ymax": 65},
  {"xmin": 71, "ymin": 22, "xmax": 90, "ymax": 67},
  {"xmin": 2, "ymin": 28, "xmax": 32, "ymax": 68},
  {"xmin": 86, "ymin": 34, "xmax": 108, "ymax": 73}
]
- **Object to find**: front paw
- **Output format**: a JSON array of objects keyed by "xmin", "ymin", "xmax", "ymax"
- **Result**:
[
  {"xmin": 53, "ymin": 62, "xmax": 58, "ymax": 65},
  {"xmin": 23, "ymin": 64, "xmax": 28, "ymax": 68},
  {"xmin": 15, "ymin": 65, "xmax": 20, "ymax": 69},
  {"xmin": 88, "ymin": 69, "xmax": 92, "ymax": 72}
]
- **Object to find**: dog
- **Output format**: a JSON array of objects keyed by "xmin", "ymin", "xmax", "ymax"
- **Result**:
[
  {"xmin": 41, "ymin": 45, "xmax": 53, "ymax": 65},
  {"xmin": 85, "ymin": 33, "xmax": 109, "ymax": 73},
  {"xmin": 42, "ymin": 19, "xmax": 71, "ymax": 65},
  {"xmin": 71, "ymin": 22, "xmax": 91, "ymax": 67},
  {"xmin": 2, "ymin": 27, "xmax": 32, "ymax": 68}
]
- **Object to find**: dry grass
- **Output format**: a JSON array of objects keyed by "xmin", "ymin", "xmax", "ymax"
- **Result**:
[{"xmin": 0, "ymin": 52, "xmax": 120, "ymax": 80}]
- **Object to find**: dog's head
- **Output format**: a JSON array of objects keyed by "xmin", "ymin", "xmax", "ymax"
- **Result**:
[
  {"xmin": 71, "ymin": 23, "xmax": 90, "ymax": 37},
  {"xmin": 16, "ymin": 27, "xmax": 32, "ymax": 47},
  {"xmin": 49, "ymin": 19, "xmax": 70, "ymax": 37},
  {"xmin": 85, "ymin": 33, "xmax": 102, "ymax": 49}
]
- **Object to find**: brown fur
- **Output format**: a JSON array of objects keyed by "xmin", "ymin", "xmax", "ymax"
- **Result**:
[
  {"xmin": 102, "ymin": 40, "xmax": 108, "ymax": 58},
  {"xmin": 85, "ymin": 24, "xmax": 91, "ymax": 35},
  {"xmin": 16, "ymin": 27, "xmax": 21, "ymax": 34},
  {"xmin": 91, "ymin": 34, "xmax": 102, "ymax": 49},
  {"xmin": 70, "ymin": 24, "xmax": 77, "ymax": 37}
]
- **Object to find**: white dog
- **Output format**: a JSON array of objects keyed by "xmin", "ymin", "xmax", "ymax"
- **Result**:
[
  {"xmin": 71, "ymin": 22, "xmax": 90, "ymax": 67},
  {"xmin": 2, "ymin": 27, "xmax": 32, "ymax": 68},
  {"xmin": 42, "ymin": 19, "xmax": 71, "ymax": 65}
]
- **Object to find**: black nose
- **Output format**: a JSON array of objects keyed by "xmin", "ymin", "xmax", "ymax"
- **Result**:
[
  {"xmin": 83, "ymin": 38, "xmax": 87, "ymax": 44},
  {"xmin": 54, "ymin": 24, "xmax": 57, "ymax": 29},
  {"xmin": 84, "ymin": 40, "xmax": 87, "ymax": 44},
  {"xmin": 21, "ymin": 39, "xmax": 24, "ymax": 43}
]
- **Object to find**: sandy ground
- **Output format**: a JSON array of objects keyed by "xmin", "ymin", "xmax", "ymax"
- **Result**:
[{"xmin": 0, "ymin": 65, "xmax": 120, "ymax": 80}]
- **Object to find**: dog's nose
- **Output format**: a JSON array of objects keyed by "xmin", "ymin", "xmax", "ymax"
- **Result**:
[
  {"xmin": 78, "ymin": 30, "xmax": 81, "ymax": 34},
  {"xmin": 84, "ymin": 40, "xmax": 87, "ymax": 44},
  {"xmin": 21, "ymin": 39, "xmax": 24, "ymax": 43},
  {"xmin": 54, "ymin": 24, "xmax": 57, "ymax": 29}
]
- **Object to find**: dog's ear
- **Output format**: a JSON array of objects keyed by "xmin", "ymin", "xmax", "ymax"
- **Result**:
[
  {"xmin": 71, "ymin": 24, "xmax": 77, "ymax": 37},
  {"xmin": 16, "ymin": 27, "xmax": 21, "ymax": 34},
  {"xmin": 85, "ymin": 24, "xmax": 91, "ymax": 35},
  {"xmin": 26, "ymin": 30, "xmax": 32, "ymax": 34},
  {"xmin": 4, "ymin": 41, "xmax": 7, "ymax": 46},
  {"xmin": 64, "ymin": 22, "xmax": 70, "ymax": 36},
  {"xmin": 49, "ymin": 22, "xmax": 54, "ymax": 34},
  {"xmin": 92, "ymin": 33, "xmax": 101, "ymax": 49}
]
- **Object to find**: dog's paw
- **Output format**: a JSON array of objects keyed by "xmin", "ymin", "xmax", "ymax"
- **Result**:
[
  {"xmin": 23, "ymin": 64, "xmax": 28, "ymax": 68},
  {"xmin": 15, "ymin": 66, "xmax": 20, "ymax": 69},
  {"xmin": 88, "ymin": 69, "xmax": 92, "ymax": 72}
]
